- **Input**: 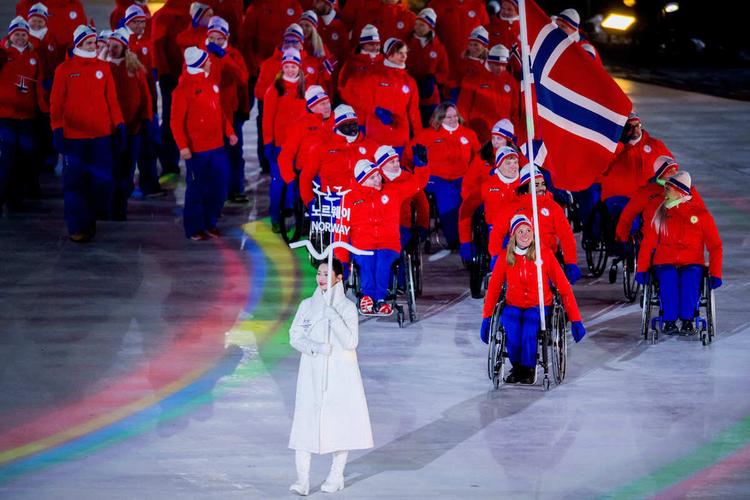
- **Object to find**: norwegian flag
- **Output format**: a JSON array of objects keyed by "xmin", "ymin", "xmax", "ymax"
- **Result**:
[{"xmin": 520, "ymin": 0, "xmax": 632, "ymax": 191}]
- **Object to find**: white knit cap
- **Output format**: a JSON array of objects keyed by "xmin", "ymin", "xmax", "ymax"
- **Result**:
[
  {"xmin": 488, "ymin": 44, "xmax": 510, "ymax": 63},
  {"xmin": 334, "ymin": 104, "xmax": 358, "ymax": 127},
  {"xmin": 417, "ymin": 8, "xmax": 437, "ymax": 28},
  {"xmin": 558, "ymin": 8, "xmax": 580, "ymax": 30},
  {"xmin": 184, "ymin": 46, "xmax": 209, "ymax": 74},
  {"xmin": 359, "ymin": 24, "xmax": 380, "ymax": 44}
]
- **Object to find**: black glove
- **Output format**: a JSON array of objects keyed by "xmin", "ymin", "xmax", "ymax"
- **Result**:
[
  {"xmin": 412, "ymin": 144, "xmax": 428, "ymax": 167},
  {"xmin": 417, "ymin": 74, "xmax": 437, "ymax": 98}
]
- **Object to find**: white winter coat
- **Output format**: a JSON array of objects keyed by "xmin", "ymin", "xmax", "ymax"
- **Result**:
[{"xmin": 288, "ymin": 281, "xmax": 374, "ymax": 454}]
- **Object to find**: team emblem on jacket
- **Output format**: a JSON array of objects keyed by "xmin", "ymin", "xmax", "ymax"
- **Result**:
[
  {"xmin": 460, "ymin": 136, "xmax": 469, "ymax": 145},
  {"xmin": 332, "ymin": 33, "xmax": 339, "ymax": 40},
  {"xmin": 359, "ymin": 147, "xmax": 366, "ymax": 154},
  {"xmin": 213, "ymin": 84, "xmax": 219, "ymax": 93},
  {"xmin": 541, "ymin": 208, "xmax": 550, "ymax": 216},
  {"xmin": 402, "ymin": 84, "xmax": 410, "ymax": 93},
  {"xmin": 142, "ymin": 47, "xmax": 148, "ymax": 55},
  {"xmin": 381, "ymin": 195, "xmax": 389, "ymax": 204},
  {"xmin": 30, "ymin": 58, "xmax": 37, "ymax": 66},
  {"xmin": 468, "ymin": 10, "xmax": 476, "ymax": 17},
  {"xmin": 306, "ymin": 67, "xmax": 314, "ymax": 74},
  {"xmin": 429, "ymin": 51, "xmax": 437, "ymax": 59},
  {"xmin": 504, "ymin": 84, "xmax": 511, "ymax": 93},
  {"xmin": 397, "ymin": 21, "xmax": 404, "ymax": 29},
  {"xmin": 48, "ymin": 44, "xmax": 54, "ymax": 52},
  {"xmin": 644, "ymin": 145, "xmax": 652, "ymax": 153},
  {"xmin": 69, "ymin": 10, "xmax": 77, "ymax": 19},
  {"xmin": 690, "ymin": 215, "xmax": 698, "ymax": 224},
  {"xmin": 95, "ymin": 70, "xmax": 103, "ymax": 79},
  {"xmin": 287, "ymin": 8, "xmax": 294, "ymax": 15}
]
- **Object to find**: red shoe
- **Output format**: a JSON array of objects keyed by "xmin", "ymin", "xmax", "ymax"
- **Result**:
[
  {"xmin": 377, "ymin": 302, "xmax": 392, "ymax": 315},
  {"xmin": 359, "ymin": 295, "xmax": 374, "ymax": 314}
]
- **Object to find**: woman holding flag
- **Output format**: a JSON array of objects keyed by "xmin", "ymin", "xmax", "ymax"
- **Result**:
[{"xmin": 288, "ymin": 258, "xmax": 373, "ymax": 496}]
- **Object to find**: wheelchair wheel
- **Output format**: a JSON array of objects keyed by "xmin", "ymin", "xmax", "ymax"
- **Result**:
[
  {"xmin": 410, "ymin": 235, "xmax": 424, "ymax": 297},
  {"xmin": 405, "ymin": 252, "xmax": 418, "ymax": 323},
  {"xmin": 551, "ymin": 303, "xmax": 567, "ymax": 385},
  {"xmin": 704, "ymin": 287, "xmax": 716, "ymax": 346},
  {"xmin": 425, "ymin": 192, "xmax": 448, "ymax": 253},
  {"xmin": 584, "ymin": 238, "xmax": 608, "ymax": 277},
  {"xmin": 622, "ymin": 251, "xmax": 640, "ymax": 303},
  {"xmin": 487, "ymin": 300, "xmax": 506, "ymax": 388},
  {"xmin": 397, "ymin": 308, "xmax": 405, "ymax": 328},
  {"xmin": 279, "ymin": 185, "xmax": 305, "ymax": 244},
  {"xmin": 469, "ymin": 208, "xmax": 490, "ymax": 299}
]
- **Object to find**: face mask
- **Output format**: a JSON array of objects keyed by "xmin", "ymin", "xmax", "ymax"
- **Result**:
[
  {"xmin": 442, "ymin": 121, "xmax": 458, "ymax": 132},
  {"xmin": 73, "ymin": 47, "xmax": 97, "ymax": 59}
]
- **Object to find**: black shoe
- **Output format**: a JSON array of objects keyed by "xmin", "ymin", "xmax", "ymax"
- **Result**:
[
  {"xmin": 520, "ymin": 367, "xmax": 536, "ymax": 385},
  {"xmin": 662, "ymin": 320, "xmax": 679, "ymax": 335},
  {"xmin": 504, "ymin": 368, "xmax": 521, "ymax": 384},
  {"xmin": 680, "ymin": 320, "xmax": 695, "ymax": 335}
]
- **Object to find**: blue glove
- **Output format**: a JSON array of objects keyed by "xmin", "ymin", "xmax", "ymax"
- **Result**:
[
  {"xmin": 635, "ymin": 272, "xmax": 648, "ymax": 285},
  {"xmin": 374, "ymin": 106, "xmax": 393, "ymax": 126},
  {"xmin": 565, "ymin": 264, "xmax": 582, "ymax": 285},
  {"xmin": 490, "ymin": 255, "xmax": 498, "ymax": 271},
  {"xmin": 53, "ymin": 128, "xmax": 64, "ymax": 154},
  {"xmin": 571, "ymin": 321, "xmax": 586, "ymax": 343},
  {"xmin": 448, "ymin": 87, "xmax": 459, "ymax": 103},
  {"xmin": 114, "ymin": 123, "xmax": 127, "ymax": 153},
  {"xmin": 501, "ymin": 233, "xmax": 510, "ymax": 249},
  {"xmin": 206, "ymin": 42, "xmax": 226, "ymax": 58},
  {"xmin": 480, "ymin": 317, "xmax": 491, "ymax": 344},
  {"xmin": 459, "ymin": 242, "xmax": 473, "ymax": 262},
  {"xmin": 146, "ymin": 115, "xmax": 161, "ymax": 145},
  {"xmin": 42, "ymin": 78, "xmax": 53, "ymax": 92},
  {"xmin": 263, "ymin": 143, "xmax": 277, "ymax": 166},
  {"xmin": 710, "ymin": 276, "xmax": 722, "ymax": 289},
  {"xmin": 417, "ymin": 74, "xmax": 437, "ymax": 98},
  {"xmin": 417, "ymin": 227, "xmax": 428, "ymax": 241},
  {"xmin": 412, "ymin": 144, "xmax": 428, "ymax": 167}
]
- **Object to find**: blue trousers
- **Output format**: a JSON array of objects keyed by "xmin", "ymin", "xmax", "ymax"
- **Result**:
[
  {"xmin": 158, "ymin": 75, "xmax": 180, "ymax": 175},
  {"xmin": 502, "ymin": 305, "xmax": 548, "ymax": 369},
  {"xmin": 137, "ymin": 121, "xmax": 162, "ymax": 195},
  {"xmin": 62, "ymin": 136, "xmax": 114, "ymax": 234},
  {"xmin": 654, "ymin": 264, "xmax": 703, "ymax": 321},
  {"xmin": 575, "ymin": 183, "xmax": 601, "ymax": 234},
  {"xmin": 228, "ymin": 117, "xmax": 246, "ymax": 197},
  {"xmin": 425, "ymin": 176, "xmax": 462, "ymax": 247},
  {"xmin": 354, "ymin": 249, "xmax": 399, "ymax": 301},
  {"xmin": 112, "ymin": 133, "xmax": 141, "ymax": 220},
  {"xmin": 268, "ymin": 144, "xmax": 284, "ymax": 224},
  {"xmin": 0, "ymin": 118, "xmax": 34, "ymax": 208},
  {"xmin": 183, "ymin": 147, "xmax": 229, "ymax": 237}
]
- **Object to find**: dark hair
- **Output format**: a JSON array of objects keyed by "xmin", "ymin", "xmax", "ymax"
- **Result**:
[
  {"xmin": 316, "ymin": 258, "xmax": 344, "ymax": 277},
  {"xmin": 273, "ymin": 70, "xmax": 305, "ymax": 98},
  {"xmin": 384, "ymin": 39, "xmax": 406, "ymax": 57},
  {"xmin": 480, "ymin": 141, "xmax": 494, "ymax": 163}
]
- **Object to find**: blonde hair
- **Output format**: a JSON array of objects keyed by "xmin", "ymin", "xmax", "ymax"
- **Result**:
[
  {"xmin": 506, "ymin": 232, "xmax": 537, "ymax": 266},
  {"xmin": 651, "ymin": 201, "xmax": 669, "ymax": 237},
  {"xmin": 124, "ymin": 49, "xmax": 145, "ymax": 76},
  {"xmin": 305, "ymin": 28, "xmax": 326, "ymax": 58},
  {"xmin": 429, "ymin": 102, "xmax": 464, "ymax": 130}
]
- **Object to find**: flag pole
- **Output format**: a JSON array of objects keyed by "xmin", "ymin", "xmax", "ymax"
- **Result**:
[{"xmin": 517, "ymin": 0, "xmax": 547, "ymax": 330}]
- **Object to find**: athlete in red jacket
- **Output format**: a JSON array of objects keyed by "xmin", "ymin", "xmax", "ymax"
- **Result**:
[
  {"xmin": 312, "ymin": 0, "xmax": 350, "ymax": 71},
  {"xmin": 239, "ymin": 0, "xmax": 303, "ymax": 76},
  {"xmin": 449, "ymin": 25, "xmax": 489, "ymax": 97},
  {"xmin": 635, "ymin": 171, "xmax": 722, "ymax": 335},
  {"xmin": 355, "ymin": 38, "xmax": 422, "ymax": 151},
  {"xmin": 347, "ymin": 158, "xmax": 423, "ymax": 314},
  {"xmin": 50, "ymin": 25, "xmax": 125, "ymax": 241},
  {"xmin": 348, "ymin": 0, "xmax": 416, "ymax": 49},
  {"xmin": 0, "ymin": 17, "xmax": 45, "ymax": 212},
  {"xmin": 406, "ymin": 8, "xmax": 450, "ymax": 126},
  {"xmin": 171, "ymin": 46, "xmax": 237, "ymax": 240},
  {"xmin": 110, "ymin": 0, "xmax": 152, "ymax": 35},
  {"xmin": 107, "ymin": 28, "xmax": 153, "ymax": 220},
  {"xmin": 487, "ymin": 0, "xmax": 520, "ymax": 50},
  {"xmin": 416, "ymin": 102, "xmax": 480, "ymax": 248},
  {"xmin": 175, "ymin": 2, "xmax": 213, "ymax": 53},
  {"xmin": 555, "ymin": 9, "xmax": 602, "ymax": 65},
  {"xmin": 16, "ymin": 0, "xmax": 86, "ymax": 58},
  {"xmin": 299, "ymin": 104, "xmax": 378, "ymax": 206},
  {"xmin": 151, "ymin": 0, "xmax": 191, "ymax": 177},
  {"xmin": 489, "ymin": 164, "xmax": 581, "ymax": 283},
  {"xmin": 337, "ymin": 24, "xmax": 383, "ymax": 118},
  {"xmin": 481, "ymin": 214, "xmax": 585, "ymax": 384},
  {"xmin": 457, "ymin": 43, "xmax": 519, "ymax": 143},
  {"xmin": 429, "ymin": 0, "xmax": 488, "ymax": 72}
]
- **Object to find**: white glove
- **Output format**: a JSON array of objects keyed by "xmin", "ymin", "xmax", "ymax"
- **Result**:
[{"xmin": 313, "ymin": 343, "xmax": 333, "ymax": 356}]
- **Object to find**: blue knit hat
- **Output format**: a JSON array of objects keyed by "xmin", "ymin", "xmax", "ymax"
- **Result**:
[
  {"xmin": 124, "ymin": 5, "xmax": 147, "ymax": 24},
  {"xmin": 509, "ymin": 214, "xmax": 531, "ymax": 236},
  {"xmin": 519, "ymin": 164, "xmax": 544, "ymax": 187}
]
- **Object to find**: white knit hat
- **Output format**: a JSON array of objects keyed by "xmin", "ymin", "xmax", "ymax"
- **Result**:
[
  {"xmin": 305, "ymin": 85, "xmax": 329, "ymax": 108},
  {"xmin": 519, "ymin": 163, "xmax": 544, "ymax": 187},
  {"xmin": 374, "ymin": 145, "xmax": 399, "ymax": 168},
  {"xmin": 190, "ymin": 2, "xmax": 210, "ymax": 26},
  {"xmin": 334, "ymin": 104, "xmax": 357, "ymax": 127},
  {"xmin": 354, "ymin": 159, "xmax": 380, "ymax": 184},
  {"xmin": 417, "ymin": 8, "xmax": 437, "ymax": 29},
  {"xmin": 73, "ymin": 24, "xmax": 97, "ymax": 46},
  {"xmin": 281, "ymin": 47, "xmax": 301, "ymax": 67},
  {"xmin": 207, "ymin": 16, "xmax": 229, "ymax": 37},
  {"xmin": 184, "ymin": 46, "xmax": 209, "ymax": 74},
  {"xmin": 665, "ymin": 171, "xmax": 691, "ymax": 195},
  {"xmin": 468, "ymin": 25, "xmax": 489, "ymax": 46},
  {"xmin": 110, "ymin": 27, "xmax": 130, "ymax": 47},
  {"xmin": 299, "ymin": 10, "xmax": 318, "ymax": 27},
  {"xmin": 124, "ymin": 4, "xmax": 147, "ymax": 24},
  {"xmin": 28, "ymin": 2, "xmax": 48, "ymax": 20},
  {"xmin": 359, "ymin": 24, "xmax": 380, "ymax": 44},
  {"xmin": 284, "ymin": 23, "xmax": 304, "ymax": 44},
  {"xmin": 8, "ymin": 16, "xmax": 29, "ymax": 36},
  {"xmin": 558, "ymin": 8, "xmax": 580, "ymax": 30},
  {"xmin": 383, "ymin": 37, "xmax": 402, "ymax": 57},
  {"xmin": 492, "ymin": 119, "xmax": 515, "ymax": 141},
  {"xmin": 487, "ymin": 44, "xmax": 509, "ymax": 64}
]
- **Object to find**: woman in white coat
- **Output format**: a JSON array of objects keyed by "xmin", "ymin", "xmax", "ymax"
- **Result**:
[{"xmin": 288, "ymin": 259, "xmax": 373, "ymax": 495}]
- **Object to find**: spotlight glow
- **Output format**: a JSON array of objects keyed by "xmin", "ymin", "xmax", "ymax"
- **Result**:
[{"xmin": 601, "ymin": 13, "xmax": 636, "ymax": 31}]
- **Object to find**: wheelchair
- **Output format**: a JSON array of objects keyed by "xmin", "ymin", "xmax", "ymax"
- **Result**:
[
  {"xmin": 407, "ymin": 206, "xmax": 424, "ymax": 297},
  {"xmin": 640, "ymin": 266, "xmax": 716, "ymax": 345},
  {"xmin": 424, "ymin": 191, "xmax": 450, "ymax": 254},
  {"xmin": 346, "ymin": 249, "xmax": 418, "ymax": 328},
  {"xmin": 469, "ymin": 206, "xmax": 491, "ymax": 299},
  {"xmin": 487, "ymin": 287, "xmax": 568, "ymax": 391},
  {"xmin": 279, "ymin": 177, "xmax": 308, "ymax": 244}
]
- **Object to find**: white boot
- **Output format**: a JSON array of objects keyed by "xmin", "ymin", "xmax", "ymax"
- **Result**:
[
  {"xmin": 320, "ymin": 451, "xmax": 348, "ymax": 493},
  {"xmin": 289, "ymin": 450, "xmax": 311, "ymax": 496}
]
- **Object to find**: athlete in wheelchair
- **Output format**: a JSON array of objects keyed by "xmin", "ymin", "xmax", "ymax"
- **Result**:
[
  {"xmin": 635, "ymin": 171, "xmax": 722, "ymax": 341},
  {"xmin": 343, "ymin": 158, "xmax": 424, "ymax": 324},
  {"xmin": 480, "ymin": 215, "xmax": 586, "ymax": 387}
]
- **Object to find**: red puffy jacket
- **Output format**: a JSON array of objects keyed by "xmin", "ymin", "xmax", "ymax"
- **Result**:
[
  {"xmin": 415, "ymin": 125, "xmax": 480, "ymax": 180},
  {"xmin": 278, "ymin": 112, "xmax": 334, "ymax": 183},
  {"xmin": 0, "ymin": 45, "xmax": 44, "ymax": 119},
  {"xmin": 50, "ymin": 55, "xmax": 123, "ymax": 139},
  {"xmin": 318, "ymin": 13, "xmax": 350, "ymax": 69},
  {"xmin": 482, "ymin": 248, "xmax": 581, "ymax": 321},
  {"xmin": 406, "ymin": 34, "xmax": 450, "ymax": 107},
  {"xmin": 347, "ymin": 175, "xmax": 421, "ymax": 252},
  {"xmin": 110, "ymin": 0, "xmax": 152, "ymax": 35},
  {"xmin": 170, "ymin": 71, "xmax": 233, "ymax": 153},
  {"xmin": 239, "ymin": 0, "xmax": 303, "ymax": 77},
  {"xmin": 338, "ymin": 52, "xmax": 383, "ymax": 117},
  {"xmin": 598, "ymin": 130, "xmax": 672, "ymax": 201},
  {"xmin": 487, "ymin": 15, "xmax": 519, "ymax": 50},
  {"xmin": 150, "ymin": 0, "xmax": 191, "ymax": 78},
  {"xmin": 615, "ymin": 183, "xmax": 705, "ymax": 242},
  {"xmin": 254, "ymin": 48, "xmax": 326, "ymax": 102},
  {"xmin": 213, "ymin": 46, "xmax": 249, "ymax": 118},
  {"xmin": 429, "ymin": 0, "xmax": 489, "ymax": 68},
  {"xmin": 457, "ymin": 66, "xmax": 519, "ymax": 143},
  {"xmin": 636, "ymin": 197, "xmax": 722, "ymax": 278},
  {"xmin": 489, "ymin": 192, "xmax": 577, "ymax": 265},
  {"xmin": 109, "ymin": 60, "xmax": 152, "ymax": 134},
  {"xmin": 348, "ymin": 1, "xmax": 415, "ymax": 49},
  {"xmin": 207, "ymin": 0, "xmax": 244, "ymax": 46},
  {"xmin": 175, "ymin": 26, "xmax": 208, "ymax": 55},
  {"xmin": 299, "ymin": 132, "xmax": 378, "ymax": 205},
  {"xmin": 458, "ymin": 171, "xmax": 518, "ymax": 244},
  {"xmin": 262, "ymin": 78, "xmax": 307, "ymax": 148},
  {"xmin": 383, "ymin": 163, "xmax": 430, "ymax": 229}
]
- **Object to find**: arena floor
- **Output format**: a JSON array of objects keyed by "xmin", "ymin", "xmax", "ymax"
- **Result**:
[{"xmin": 0, "ymin": 2, "xmax": 749, "ymax": 495}]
